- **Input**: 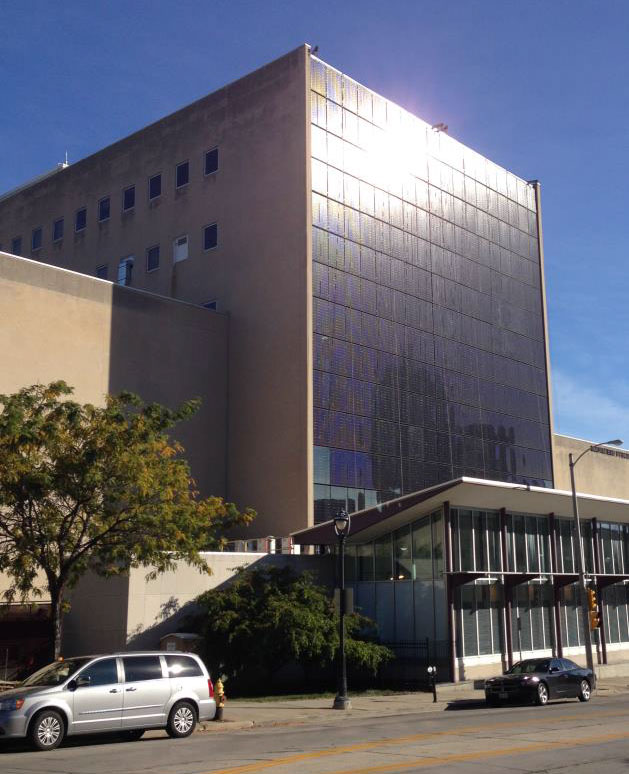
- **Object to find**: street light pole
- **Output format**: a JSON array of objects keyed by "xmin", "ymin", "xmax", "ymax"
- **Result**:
[
  {"xmin": 333, "ymin": 509, "xmax": 351, "ymax": 711},
  {"xmin": 568, "ymin": 439, "xmax": 623, "ymax": 673}
]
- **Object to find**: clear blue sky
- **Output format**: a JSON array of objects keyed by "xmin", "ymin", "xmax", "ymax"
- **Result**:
[{"xmin": 2, "ymin": 0, "xmax": 628, "ymax": 446}]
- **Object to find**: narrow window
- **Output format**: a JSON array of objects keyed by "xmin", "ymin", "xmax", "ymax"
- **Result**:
[
  {"xmin": 176, "ymin": 161, "xmax": 189, "ymax": 188},
  {"xmin": 96, "ymin": 264, "xmax": 108, "ymax": 279},
  {"xmin": 31, "ymin": 227, "xmax": 42, "ymax": 251},
  {"xmin": 203, "ymin": 223, "xmax": 218, "ymax": 250},
  {"xmin": 117, "ymin": 256, "xmax": 134, "ymax": 286},
  {"xmin": 75, "ymin": 207, "xmax": 87, "ymax": 232},
  {"xmin": 203, "ymin": 300, "xmax": 217, "ymax": 310},
  {"xmin": 98, "ymin": 196, "xmax": 110, "ymax": 222},
  {"xmin": 149, "ymin": 174, "xmax": 162, "ymax": 200},
  {"xmin": 11, "ymin": 236, "xmax": 22, "ymax": 255},
  {"xmin": 53, "ymin": 217, "xmax": 64, "ymax": 242},
  {"xmin": 146, "ymin": 244, "xmax": 160, "ymax": 272},
  {"xmin": 123, "ymin": 185, "xmax": 135, "ymax": 212},
  {"xmin": 173, "ymin": 235, "xmax": 188, "ymax": 263},
  {"xmin": 204, "ymin": 147, "xmax": 219, "ymax": 175}
]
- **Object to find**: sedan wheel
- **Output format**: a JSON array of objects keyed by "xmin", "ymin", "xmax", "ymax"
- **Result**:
[
  {"xmin": 535, "ymin": 682, "xmax": 549, "ymax": 706},
  {"xmin": 578, "ymin": 679, "xmax": 591, "ymax": 702},
  {"xmin": 30, "ymin": 710, "xmax": 65, "ymax": 751}
]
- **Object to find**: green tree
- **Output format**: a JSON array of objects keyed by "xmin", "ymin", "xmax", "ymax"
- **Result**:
[
  {"xmin": 0, "ymin": 381, "xmax": 254, "ymax": 658},
  {"xmin": 193, "ymin": 565, "xmax": 392, "ymax": 690}
]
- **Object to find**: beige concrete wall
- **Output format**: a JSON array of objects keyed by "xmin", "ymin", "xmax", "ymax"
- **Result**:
[
  {"xmin": 63, "ymin": 552, "xmax": 334, "ymax": 655},
  {"xmin": 0, "ymin": 251, "xmax": 228, "ymax": 499},
  {"xmin": 553, "ymin": 434, "xmax": 629, "ymax": 500},
  {"xmin": 0, "ymin": 45, "xmax": 313, "ymax": 537}
]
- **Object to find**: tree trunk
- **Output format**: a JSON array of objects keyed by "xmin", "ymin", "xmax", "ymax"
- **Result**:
[{"xmin": 48, "ymin": 585, "xmax": 64, "ymax": 661}]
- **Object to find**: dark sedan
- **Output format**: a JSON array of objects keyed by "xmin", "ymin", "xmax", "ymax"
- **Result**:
[{"xmin": 485, "ymin": 658, "xmax": 596, "ymax": 706}]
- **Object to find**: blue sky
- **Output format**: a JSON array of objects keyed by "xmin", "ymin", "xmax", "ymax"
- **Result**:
[{"xmin": 1, "ymin": 0, "xmax": 628, "ymax": 446}]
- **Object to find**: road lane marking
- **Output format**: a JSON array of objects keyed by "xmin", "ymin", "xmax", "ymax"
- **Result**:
[
  {"xmin": 325, "ymin": 729, "xmax": 629, "ymax": 774},
  {"xmin": 204, "ymin": 708, "xmax": 629, "ymax": 774}
]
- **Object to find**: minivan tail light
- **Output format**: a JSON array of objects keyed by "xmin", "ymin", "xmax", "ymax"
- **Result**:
[{"xmin": 208, "ymin": 679, "xmax": 214, "ymax": 698}]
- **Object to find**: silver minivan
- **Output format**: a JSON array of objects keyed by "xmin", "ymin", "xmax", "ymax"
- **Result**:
[{"xmin": 0, "ymin": 651, "xmax": 216, "ymax": 750}]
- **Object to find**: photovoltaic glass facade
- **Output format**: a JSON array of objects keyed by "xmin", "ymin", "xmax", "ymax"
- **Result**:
[{"xmin": 310, "ymin": 57, "xmax": 552, "ymax": 522}]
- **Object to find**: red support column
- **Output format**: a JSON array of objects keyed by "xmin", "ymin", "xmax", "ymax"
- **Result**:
[
  {"xmin": 549, "ymin": 514, "xmax": 563, "ymax": 658},
  {"xmin": 499, "ymin": 508, "xmax": 513, "ymax": 669}
]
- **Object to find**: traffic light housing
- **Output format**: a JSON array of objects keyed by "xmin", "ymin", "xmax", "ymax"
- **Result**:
[{"xmin": 587, "ymin": 587, "xmax": 601, "ymax": 630}]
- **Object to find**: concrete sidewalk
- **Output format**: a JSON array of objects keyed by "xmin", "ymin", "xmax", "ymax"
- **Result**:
[{"xmin": 197, "ymin": 676, "xmax": 629, "ymax": 733}]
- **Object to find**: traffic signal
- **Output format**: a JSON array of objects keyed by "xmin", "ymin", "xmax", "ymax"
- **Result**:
[{"xmin": 587, "ymin": 587, "xmax": 601, "ymax": 630}]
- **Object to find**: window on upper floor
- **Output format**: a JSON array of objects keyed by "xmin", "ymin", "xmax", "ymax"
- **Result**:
[
  {"xmin": 98, "ymin": 196, "xmax": 110, "ymax": 222},
  {"xmin": 31, "ymin": 227, "xmax": 42, "ymax": 251},
  {"xmin": 149, "ymin": 174, "xmax": 162, "ymax": 200},
  {"xmin": 117, "ymin": 256, "xmax": 134, "ymax": 286},
  {"xmin": 123, "ymin": 185, "xmax": 135, "ymax": 212},
  {"xmin": 173, "ymin": 235, "xmax": 188, "ymax": 263},
  {"xmin": 53, "ymin": 217, "xmax": 64, "ymax": 242},
  {"xmin": 11, "ymin": 236, "xmax": 22, "ymax": 255},
  {"xmin": 96, "ymin": 264, "xmax": 108, "ymax": 280},
  {"xmin": 75, "ymin": 207, "xmax": 87, "ymax": 232},
  {"xmin": 204, "ymin": 147, "xmax": 218, "ymax": 176},
  {"xmin": 203, "ymin": 223, "xmax": 218, "ymax": 251},
  {"xmin": 146, "ymin": 245, "xmax": 160, "ymax": 272},
  {"xmin": 176, "ymin": 161, "xmax": 189, "ymax": 189}
]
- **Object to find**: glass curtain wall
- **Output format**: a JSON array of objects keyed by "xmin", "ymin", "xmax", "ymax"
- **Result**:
[
  {"xmin": 346, "ymin": 510, "xmax": 443, "ymax": 642},
  {"xmin": 310, "ymin": 57, "xmax": 553, "ymax": 522}
]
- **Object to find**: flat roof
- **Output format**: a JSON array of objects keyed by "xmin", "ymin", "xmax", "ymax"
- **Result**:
[{"xmin": 292, "ymin": 477, "xmax": 629, "ymax": 545}]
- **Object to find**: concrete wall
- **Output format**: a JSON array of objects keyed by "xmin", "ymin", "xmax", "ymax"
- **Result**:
[
  {"xmin": 553, "ymin": 434, "xmax": 629, "ymax": 500},
  {"xmin": 0, "ymin": 250, "xmax": 228, "ymax": 499},
  {"xmin": 0, "ymin": 45, "xmax": 313, "ymax": 537},
  {"xmin": 63, "ymin": 552, "xmax": 334, "ymax": 655}
]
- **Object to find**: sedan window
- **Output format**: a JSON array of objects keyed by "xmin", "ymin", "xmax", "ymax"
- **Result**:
[{"xmin": 507, "ymin": 659, "xmax": 551, "ymax": 674}]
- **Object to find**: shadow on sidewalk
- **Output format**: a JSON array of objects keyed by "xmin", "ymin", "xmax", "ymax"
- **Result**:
[{"xmin": 444, "ymin": 699, "xmax": 488, "ymax": 711}]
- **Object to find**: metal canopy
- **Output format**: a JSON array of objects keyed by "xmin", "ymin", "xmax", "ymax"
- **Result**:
[{"xmin": 293, "ymin": 477, "xmax": 629, "ymax": 546}]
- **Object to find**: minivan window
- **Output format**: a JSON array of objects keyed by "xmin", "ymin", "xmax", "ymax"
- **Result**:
[
  {"xmin": 123, "ymin": 656, "xmax": 163, "ymax": 682},
  {"xmin": 78, "ymin": 658, "xmax": 118, "ymax": 687},
  {"xmin": 165, "ymin": 655, "xmax": 203, "ymax": 677},
  {"xmin": 22, "ymin": 658, "xmax": 91, "ymax": 686}
]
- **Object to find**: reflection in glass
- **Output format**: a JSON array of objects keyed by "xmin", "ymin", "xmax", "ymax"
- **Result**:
[{"xmin": 394, "ymin": 526, "xmax": 412, "ymax": 580}]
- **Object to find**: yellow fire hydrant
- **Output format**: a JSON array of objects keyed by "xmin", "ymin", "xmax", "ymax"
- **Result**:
[{"xmin": 214, "ymin": 678, "xmax": 225, "ymax": 721}]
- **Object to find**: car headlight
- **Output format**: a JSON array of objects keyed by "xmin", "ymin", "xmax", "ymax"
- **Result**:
[{"xmin": 0, "ymin": 697, "xmax": 25, "ymax": 711}]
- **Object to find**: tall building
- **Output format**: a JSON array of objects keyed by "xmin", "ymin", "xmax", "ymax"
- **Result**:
[{"xmin": 0, "ymin": 45, "xmax": 553, "ymax": 537}]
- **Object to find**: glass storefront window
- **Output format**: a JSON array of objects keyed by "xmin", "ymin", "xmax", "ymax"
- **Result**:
[
  {"xmin": 560, "ymin": 519, "xmax": 574, "ymax": 573},
  {"xmin": 374, "ymin": 534, "xmax": 393, "ymax": 580},
  {"xmin": 432, "ymin": 511, "xmax": 444, "ymax": 577},
  {"xmin": 412, "ymin": 517, "xmax": 432, "ymax": 579},
  {"xmin": 458, "ymin": 510, "xmax": 473, "ymax": 571},
  {"xmin": 394, "ymin": 525, "xmax": 412, "ymax": 580},
  {"xmin": 473, "ymin": 512, "xmax": 487, "ymax": 571},
  {"xmin": 356, "ymin": 543, "xmax": 374, "ymax": 581},
  {"xmin": 526, "ymin": 516, "xmax": 539, "ymax": 573},
  {"xmin": 487, "ymin": 512, "xmax": 501, "ymax": 571}
]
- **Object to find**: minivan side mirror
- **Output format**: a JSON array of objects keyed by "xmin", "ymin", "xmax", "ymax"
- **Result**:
[
  {"xmin": 549, "ymin": 666, "xmax": 560, "ymax": 673},
  {"xmin": 75, "ymin": 675, "xmax": 91, "ymax": 688}
]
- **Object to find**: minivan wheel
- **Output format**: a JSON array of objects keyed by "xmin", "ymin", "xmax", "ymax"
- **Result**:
[
  {"xmin": 29, "ymin": 710, "xmax": 65, "ymax": 751},
  {"xmin": 167, "ymin": 701, "xmax": 197, "ymax": 739},
  {"xmin": 578, "ymin": 680, "xmax": 591, "ymax": 702},
  {"xmin": 535, "ymin": 682, "xmax": 549, "ymax": 706}
]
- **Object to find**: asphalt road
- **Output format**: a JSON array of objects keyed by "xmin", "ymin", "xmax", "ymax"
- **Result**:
[{"xmin": 3, "ymin": 693, "xmax": 629, "ymax": 774}]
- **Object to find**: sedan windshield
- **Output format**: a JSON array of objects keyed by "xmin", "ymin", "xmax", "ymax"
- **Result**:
[
  {"xmin": 507, "ymin": 659, "xmax": 551, "ymax": 675},
  {"xmin": 21, "ymin": 658, "xmax": 92, "ymax": 686}
]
